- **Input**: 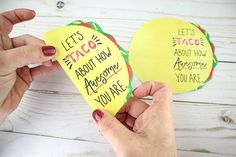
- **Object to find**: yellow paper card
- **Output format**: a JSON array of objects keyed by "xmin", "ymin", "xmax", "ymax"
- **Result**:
[
  {"xmin": 44, "ymin": 21, "xmax": 133, "ymax": 115},
  {"xmin": 129, "ymin": 18, "xmax": 217, "ymax": 93}
]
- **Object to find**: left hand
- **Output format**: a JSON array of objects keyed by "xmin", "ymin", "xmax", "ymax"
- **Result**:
[{"xmin": 0, "ymin": 9, "xmax": 60, "ymax": 123}]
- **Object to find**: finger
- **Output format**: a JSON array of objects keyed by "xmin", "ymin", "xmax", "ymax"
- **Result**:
[
  {"xmin": 115, "ymin": 98, "xmax": 149, "ymax": 129},
  {"xmin": 42, "ymin": 60, "xmax": 53, "ymax": 67},
  {"xmin": 1, "ymin": 45, "xmax": 56, "ymax": 72},
  {"xmin": 0, "ymin": 9, "xmax": 35, "ymax": 33},
  {"xmin": 16, "ymin": 66, "xmax": 33, "ymax": 88},
  {"xmin": 117, "ymin": 98, "xmax": 149, "ymax": 130},
  {"xmin": 92, "ymin": 109, "xmax": 132, "ymax": 148},
  {"xmin": 125, "ymin": 98, "xmax": 149, "ymax": 118},
  {"xmin": 117, "ymin": 97, "xmax": 149, "ymax": 118},
  {"xmin": 12, "ymin": 35, "xmax": 54, "ymax": 67},
  {"xmin": 133, "ymin": 81, "xmax": 172, "ymax": 105},
  {"xmin": 125, "ymin": 114, "xmax": 135, "ymax": 129},
  {"xmin": 121, "ymin": 121, "xmax": 133, "ymax": 131},
  {"xmin": 11, "ymin": 34, "xmax": 45, "ymax": 47},
  {"xmin": 2, "ymin": 9, "xmax": 35, "ymax": 24},
  {"xmin": 12, "ymin": 35, "xmax": 55, "ymax": 67},
  {"xmin": 133, "ymin": 81, "xmax": 167, "ymax": 97},
  {"xmin": 0, "ymin": 31, "xmax": 12, "ymax": 50},
  {"xmin": 132, "ymin": 82, "xmax": 175, "ymax": 141},
  {"xmin": 31, "ymin": 61, "xmax": 60, "ymax": 80},
  {"xmin": 115, "ymin": 112, "xmax": 127, "ymax": 122},
  {"xmin": 0, "ymin": 74, "xmax": 27, "ymax": 123},
  {"xmin": 14, "ymin": 61, "xmax": 60, "ymax": 98}
]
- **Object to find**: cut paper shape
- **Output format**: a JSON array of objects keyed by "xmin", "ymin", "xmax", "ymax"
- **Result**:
[
  {"xmin": 44, "ymin": 20, "xmax": 133, "ymax": 115},
  {"xmin": 129, "ymin": 18, "xmax": 217, "ymax": 93}
]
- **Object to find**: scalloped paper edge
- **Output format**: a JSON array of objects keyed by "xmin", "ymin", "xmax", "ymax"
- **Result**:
[{"xmin": 191, "ymin": 22, "xmax": 218, "ymax": 91}]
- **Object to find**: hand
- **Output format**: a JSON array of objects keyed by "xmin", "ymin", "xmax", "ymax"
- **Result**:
[
  {"xmin": 92, "ymin": 82, "xmax": 177, "ymax": 157},
  {"xmin": 0, "ymin": 9, "xmax": 60, "ymax": 123}
]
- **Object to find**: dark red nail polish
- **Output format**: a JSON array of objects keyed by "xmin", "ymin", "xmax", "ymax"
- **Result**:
[
  {"xmin": 42, "ymin": 46, "xmax": 56, "ymax": 56},
  {"xmin": 92, "ymin": 109, "xmax": 104, "ymax": 123}
]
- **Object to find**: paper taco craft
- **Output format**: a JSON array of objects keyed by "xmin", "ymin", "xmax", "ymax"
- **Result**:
[
  {"xmin": 44, "ymin": 17, "xmax": 217, "ymax": 115},
  {"xmin": 129, "ymin": 18, "xmax": 217, "ymax": 94},
  {"xmin": 44, "ymin": 20, "xmax": 133, "ymax": 115}
]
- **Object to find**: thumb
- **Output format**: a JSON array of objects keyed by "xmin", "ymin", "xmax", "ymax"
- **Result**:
[
  {"xmin": 1, "ymin": 45, "xmax": 55, "ymax": 71},
  {"xmin": 92, "ymin": 109, "xmax": 131, "ymax": 147}
]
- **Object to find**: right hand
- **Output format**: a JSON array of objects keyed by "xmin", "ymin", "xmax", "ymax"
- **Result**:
[{"xmin": 92, "ymin": 82, "xmax": 177, "ymax": 157}]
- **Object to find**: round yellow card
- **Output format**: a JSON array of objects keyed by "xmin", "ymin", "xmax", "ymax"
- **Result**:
[{"xmin": 129, "ymin": 18, "xmax": 217, "ymax": 93}]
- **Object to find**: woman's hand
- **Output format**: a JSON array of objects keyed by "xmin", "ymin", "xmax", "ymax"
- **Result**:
[
  {"xmin": 0, "ymin": 9, "xmax": 59, "ymax": 123},
  {"xmin": 92, "ymin": 82, "xmax": 177, "ymax": 157}
]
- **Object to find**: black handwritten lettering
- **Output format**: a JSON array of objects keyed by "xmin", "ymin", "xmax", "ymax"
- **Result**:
[
  {"xmin": 95, "ymin": 47, "xmax": 112, "ymax": 63},
  {"xmin": 173, "ymin": 57, "xmax": 207, "ymax": 71},
  {"xmin": 94, "ymin": 91, "xmax": 111, "ymax": 107},
  {"xmin": 110, "ymin": 80, "xmax": 126, "ymax": 99},
  {"xmin": 75, "ymin": 59, "xmax": 96, "ymax": 80},
  {"xmin": 84, "ymin": 62, "xmax": 120, "ymax": 95},
  {"xmin": 61, "ymin": 31, "xmax": 84, "ymax": 51}
]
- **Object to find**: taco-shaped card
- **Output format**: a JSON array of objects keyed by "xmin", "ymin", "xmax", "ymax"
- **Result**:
[{"xmin": 44, "ymin": 20, "xmax": 133, "ymax": 115}]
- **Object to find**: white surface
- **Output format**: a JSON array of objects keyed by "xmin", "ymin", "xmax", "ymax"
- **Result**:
[{"xmin": 0, "ymin": 0, "xmax": 236, "ymax": 157}]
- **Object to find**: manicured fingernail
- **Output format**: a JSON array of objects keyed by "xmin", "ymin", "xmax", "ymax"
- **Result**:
[
  {"xmin": 42, "ymin": 46, "xmax": 56, "ymax": 56},
  {"xmin": 92, "ymin": 109, "xmax": 104, "ymax": 123}
]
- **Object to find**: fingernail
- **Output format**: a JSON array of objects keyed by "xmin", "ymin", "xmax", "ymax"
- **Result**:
[
  {"xmin": 92, "ymin": 109, "xmax": 104, "ymax": 123},
  {"xmin": 42, "ymin": 46, "xmax": 56, "ymax": 56}
]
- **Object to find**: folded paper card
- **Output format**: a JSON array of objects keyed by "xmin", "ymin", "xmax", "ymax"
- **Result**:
[
  {"xmin": 44, "ymin": 20, "xmax": 133, "ymax": 115},
  {"xmin": 129, "ymin": 18, "xmax": 217, "ymax": 93}
]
